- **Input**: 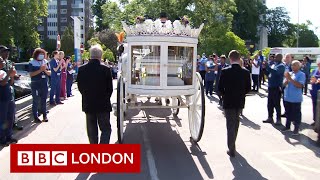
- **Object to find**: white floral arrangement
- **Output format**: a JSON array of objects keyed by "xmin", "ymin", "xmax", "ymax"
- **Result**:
[{"xmin": 122, "ymin": 20, "xmax": 204, "ymax": 38}]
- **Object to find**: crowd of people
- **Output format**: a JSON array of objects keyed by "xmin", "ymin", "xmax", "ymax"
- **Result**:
[
  {"xmin": 198, "ymin": 49, "xmax": 320, "ymax": 156},
  {"xmin": 0, "ymin": 45, "xmax": 76, "ymax": 146}
]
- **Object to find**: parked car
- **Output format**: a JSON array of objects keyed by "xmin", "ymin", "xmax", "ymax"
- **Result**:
[{"xmin": 14, "ymin": 62, "xmax": 31, "ymax": 98}]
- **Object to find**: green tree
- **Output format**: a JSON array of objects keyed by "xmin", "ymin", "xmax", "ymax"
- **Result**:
[
  {"xmin": 286, "ymin": 23, "xmax": 319, "ymax": 47},
  {"xmin": 103, "ymin": 48, "xmax": 115, "ymax": 62},
  {"xmin": 92, "ymin": 0, "xmax": 107, "ymax": 31},
  {"xmin": 95, "ymin": 30, "xmax": 118, "ymax": 59},
  {"xmin": 212, "ymin": 31, "xmax": 248, "ymax": 56},
  {"xmin": 100, "ymin": 0, "xmax": 246, "ymax": 55},
  {"xmin": 81, "ymin": 50, "xmax": 90, "ymax": 60},
  {"xmin": 232, "ymin": 0, "xmax": 266, "ymax": 43},
  {"xmin": 43, "ymin": 38, "xmax": 57, "ymax": 54},
  {"xmin": 61, "ymin": 26, "xmax": 74, "ymax": 56},
  {"xmin": 101, "ymin": 1, "xmax": 122, "ymax": 31},
  {"xmin": 0, "ymin": 0, "xmax": 48, "ymax": 59},
  {"xmin": 265, "ymin": 7, "xmax": 294, "ymax": 47}
]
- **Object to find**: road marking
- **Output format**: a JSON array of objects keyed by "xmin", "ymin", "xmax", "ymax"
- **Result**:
[
  {"xmin": 265, "ymin": 153, "xmax": 302, "ymax": 180},
  {"xmin": 141, "ymin": 125, "xmax": 159, "ymax": 180},
  {"xmin": 264, "ymin": 150, "xmax": 320, "ymax": 180},
  {"xmin": 277, "ymin": 159, "xmax": 320, "ymax": 173}
]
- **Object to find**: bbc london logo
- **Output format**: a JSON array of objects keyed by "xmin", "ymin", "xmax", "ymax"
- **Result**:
[{"xmin": 10, "ymin": 144, "xmax": 141, "ymax": 173}]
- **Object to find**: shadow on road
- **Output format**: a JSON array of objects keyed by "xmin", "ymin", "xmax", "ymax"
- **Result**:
[
  {"xmin": 270, "ymin": 120, "xmax": 320, "ymax": 158},
  {"xmin": 240, "ymin": 115, "xmax": 261, "ymax": 130},
  {"xmin": 282, "ymin": 130, "xmax": 320, "ymax": 158},
  {"xmin": 230, "ymin": 153, "xmax": 267, "ymax": 180},
  {"xmin": 190, "ymin": 138, "xmax": 214, "ymax": 179},
  {"xmin": 76, "ymin": 108, "xmax": 209, "ymax": 180}
]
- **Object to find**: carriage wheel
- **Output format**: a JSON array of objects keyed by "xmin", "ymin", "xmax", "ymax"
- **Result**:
[
  {"xmin": 117, "ymin": 77, "xmax": 125, "ymax": 143},
  {"xmin": 188, "ymin": 72, "xmax": 205, "ymax": 142},
  {"xmin": 172, "ymin": 97, "xmax": 180, "ymax": 116}
]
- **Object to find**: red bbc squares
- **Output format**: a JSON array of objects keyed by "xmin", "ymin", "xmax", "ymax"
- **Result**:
[{"xmin": 10, "ymin": 144, "xmax": 141, "ymax": 173}]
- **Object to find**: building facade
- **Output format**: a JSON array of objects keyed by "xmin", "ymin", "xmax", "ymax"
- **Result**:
[{"xmin": 38, "ymin": 0, "xmax": 93, "ymax": 47}]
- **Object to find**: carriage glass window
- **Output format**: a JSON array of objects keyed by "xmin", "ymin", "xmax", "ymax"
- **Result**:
[
  {"xmin": 131, "ymin": 46, "xmax": 161, "ymax": 86},
  {"xmin": 167, "ymin": 46, "xmax": 194, "ymax": 86}
]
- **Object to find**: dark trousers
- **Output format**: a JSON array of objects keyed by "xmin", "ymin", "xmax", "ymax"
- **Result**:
[
  {"xmin": 284, "ymin": 101, "xmax": 301, "ymax": 129},
  {"xmin": 31, "ymin": 81, "xmax": 48, "ymax": 118},
  {"xmin": 252, "ymin": 74, "xmax": 259, "ymax": 91},
  {"xmin": 86, "ymin": 112, "xmax": 111, "ymax": 144},
  {"xmin": 66, "ymin": 77, "xmax": 73, "ymax": 97},
  {"xmin": 225, "ymin": 108, "xmax": 241, "ymax": 152},
  {"xmin": 268, "ymin": 87, "xmax": 282, "ymax": 120},
  {"xmin": 259, "ymin": 69, "xmax": 266, "ymax": 85},
  {"xmin": 205, "ymin": 81, "xmax": 214, "ymax": 95},
  {"xmin": 199, "ymin": 70, "xmax": 206, "ymax": 84},
  {"xmin": 312, "ymin": 95, "xmax": 317, "ymax": 122},
  {"xmin": 303, "ymin": 74, "xmax": 309, "ymax": 94},
  {"xmin": 50, "ymin": 78, "xmax": 61, "ymax": 104},
  {"xmin": 0, "ymin": 100, "xmax": 15, "ymax": 143}
]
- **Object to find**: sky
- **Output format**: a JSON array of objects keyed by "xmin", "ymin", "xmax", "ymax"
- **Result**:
[{"xmin": 266, "ymin": 0, "xmax": 320, "ymax": 37}]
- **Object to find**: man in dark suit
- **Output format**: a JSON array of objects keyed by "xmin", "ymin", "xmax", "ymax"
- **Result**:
[
  {"xmin": 77, "ymin": 44, "xmax": 113, "ymax": 144},
  {"xmin": 218, "ymin": 50, "xmax": 251, "ymax": 157}
]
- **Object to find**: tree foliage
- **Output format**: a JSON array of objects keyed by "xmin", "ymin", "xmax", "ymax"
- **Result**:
[
  {"xmin": 92, "ymin": 0, "xmax": 107, "ymax": 31},
  {"xmin": 43, "ymin": 38, "xmax": 57, "ymax": 54},
  {"xmin": 100, "ymin": 0, "xmax": 249, "ymax": 56},
  {"xmin": 213, "ymin": 31, "xmax": 248, "ymax": 55},
  {"xmin": 265, "ymin": 7, "xmax": 294, "ymax": 47},
  {"xmin": 232, "ymin": 0, "xmax": 266, "ymax": 43},
  {"xmin": 61, "ymin": 26, "xmax": 74, "ymax": 56},
  {"xmin": 0, "ymin": 0, "xmax": 48, "ymax": 59},
  {"xmin": 285, "ymin": 23, "xmax": 319, "ymax": 47},
  {"xmin": 95, "ymin": 29, "xmax": 118, "ymax": 59},
  {"xmin": 103, "ymin": 48, "xmax": 115, "ymax": 62}
]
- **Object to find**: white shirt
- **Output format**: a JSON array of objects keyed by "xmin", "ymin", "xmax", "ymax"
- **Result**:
[
  {"xmin": 0, "ymin": 70, "xmax": 6, "ymax": 80},
  {"xmin": 251, "ymin": 59, "xmax": 260, "ymax": 75}
]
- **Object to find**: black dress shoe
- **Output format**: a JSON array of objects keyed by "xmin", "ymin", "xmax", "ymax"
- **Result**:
[
  {"xmin": 42, "ymin": 116, "xmax": 48, "ymax": 122},
  {"xmin": 263, "ymin": 118, "xmax": 273, "ymax": 123},
  {"xmin": 34, "ymin": 118, "xmax": 42, "ymax": 123},
  {"xmin": 227, "ymin": 150, "xmax": 235, "ymax": 157},
  {"xmin": 38, "ymin": 110, "xmax": 49, "ymax": 117},
  {"xmin": 6, "ymin": 138, "xmax": 18, "ymax": 145},
  {"xmin": 13, "ymin": 123, "xmax": 23, "ymax": 131},
  {"xmin": 56, "ymin": 102, "xmax": 64, "ymax": 105}
]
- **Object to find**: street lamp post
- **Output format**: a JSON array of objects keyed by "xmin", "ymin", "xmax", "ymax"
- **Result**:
[{"xmin": 297, "ymin": 0, "xmax": 300, "ymax": 47}]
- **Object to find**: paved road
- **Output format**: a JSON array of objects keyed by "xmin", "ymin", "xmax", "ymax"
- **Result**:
[{"xmin": 0, "ymin": 80, "xmax": 319, "ymax": 180}]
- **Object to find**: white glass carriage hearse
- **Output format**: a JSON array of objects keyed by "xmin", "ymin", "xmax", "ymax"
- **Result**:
[{"xmin": 116, "ymin": 20, "xmax": 205, "ymax": 143}]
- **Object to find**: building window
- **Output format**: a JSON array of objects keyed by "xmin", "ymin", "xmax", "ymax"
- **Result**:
[
  {"xmin": 81, "ymin": 25, "xmax": 84, "ymax": 30},
  {"xmin": 61, "ymin": 18, "xmax": 67, "ymax": 23},
  {"xmin": 60, "ymin": 9, "xmax": 67, "ymax": 14},
  {"xmin": 81, "ymin": 34, "xmax": 84, "ymax": 38},
  {"xmin": 60, "ymin": 0, "xmax": 67, "ymax": 5},
  {"xmin": 40, "ymin": 35, "xmax": 44, "ymax": 40}
]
